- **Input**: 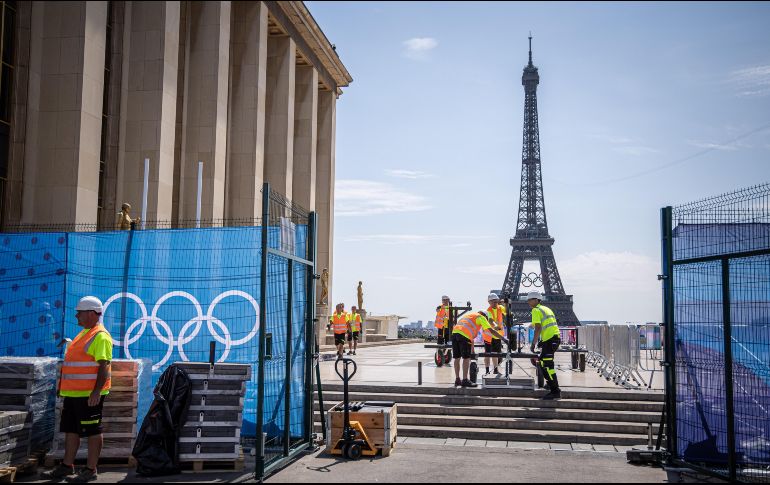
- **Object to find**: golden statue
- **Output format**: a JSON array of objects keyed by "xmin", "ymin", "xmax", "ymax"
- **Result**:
[
  {"xmin": 357, "ymin": 281, "xmax": 364, "ymax": 310},
  {"xmin": 116, "ymin": 203, "xmax": 140, "ymax": 230},
  {"xmin": 319, "ymin": 268, "xmax": 329, "ymax": 305}
]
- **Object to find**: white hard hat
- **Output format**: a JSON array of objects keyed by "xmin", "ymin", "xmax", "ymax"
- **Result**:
[
  {"xmin": 487, "ymin": 293, "xmax": 499, "ymax": 302},
  {"xmin": 76, "ymin": 296, "xmax": 103, "ymax": 313},
  {"xmin": 526, "ymin": 291, "xmax": 543, "ymax": 301},
  {"xmin": 441, "ymin": 295, "xmax": 450, "ymax": 300}
]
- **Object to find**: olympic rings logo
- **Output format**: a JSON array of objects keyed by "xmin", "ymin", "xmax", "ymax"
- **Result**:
[
  {"xmin": 521, "ymin": 272, "xmax": 543, "ymax": 288},
  {"xmin": 101, "ymin": 291, "xmax": 260, "ymax": 370}
]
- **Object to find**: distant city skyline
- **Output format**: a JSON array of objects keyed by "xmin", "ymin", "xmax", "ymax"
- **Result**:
[{"xmin": 308, "ymin": 1, "xmax": 770, "ymax": 324}]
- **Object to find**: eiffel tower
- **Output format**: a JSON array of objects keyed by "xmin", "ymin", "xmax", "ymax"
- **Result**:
[{"xmin": 500, "ymin": 36, "xmax": 580, "ymax": 326}]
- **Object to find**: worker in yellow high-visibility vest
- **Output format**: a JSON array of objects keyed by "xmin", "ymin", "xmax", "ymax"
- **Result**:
[
  {"xmin": 482, "ymin": 293, "xmax": 506, "ymax": 376},
  {"xmin": 328, "ymin": 303, "xmax": 351, "ymax": 360},
  {"xmin": 452, "ymin": 310, "xmax": 508, "ymax": 387},
  {"xmin": 527, "ymin": 291, "xmax": 562, "ymax": 399},
  {"xmin": 347, "ymin": 306, "xmax": 363, "ymax": 355}
]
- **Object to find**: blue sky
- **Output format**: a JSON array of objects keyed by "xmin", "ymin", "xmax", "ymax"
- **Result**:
[{"xmin": 306, "ymin": 1, "xmax": 770, "ymax": 324}]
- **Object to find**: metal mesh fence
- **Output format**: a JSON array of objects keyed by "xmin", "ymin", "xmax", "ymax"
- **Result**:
[{"xmin": 665, "ymin": 182, "xmax": 770, "ymax": 482}]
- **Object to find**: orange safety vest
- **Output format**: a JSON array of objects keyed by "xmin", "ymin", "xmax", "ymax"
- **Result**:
[
  {"xmin": 434, "ymin": 305, "xmax": 449, "ymax": 329},
  {"xmin": 59, "ymin": 325, "xmax": 112, "ymax": 394},
  {"xmin": 350, "ymin": 313, "xmax": 362, "ymax": 332},
  {"xmin": 483, "ymin": 305, "xmax": 506, "ymax": 343},
  {"xmin": 331, "ymin": 312, "xmax": 349, "ymax": 334},
  {"xmin": 452, "ymin": 312, "xmax": 489, "ymax": 341}
]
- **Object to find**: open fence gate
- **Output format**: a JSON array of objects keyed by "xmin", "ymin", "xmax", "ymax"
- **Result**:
[
  {"xmin": 256, "ymin": 183, "xmax": 317, "ymax": 480},
  {"xmin": 661, "ymin": 183, "xmax": 770, "ymax": 483}
]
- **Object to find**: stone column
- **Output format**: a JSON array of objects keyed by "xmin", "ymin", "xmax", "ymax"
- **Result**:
[
  {"xmin": 179, "ymin": 0, "xmax": 230, "ymax": 222},
  {"xmin": 263, "ymin": 35, "xmax": 295, "ymax": 200},
  {"xmin": 225, "ymin": 1, "xmax": 267, "ymax": 220},
  {"xmin": 291, "ymin": 65, "xmax": 317, "ymax": 212},
  {"xmin": 22, "ymin": 1, "xmax": 108, "ymax": 225},
  {"xmin": 315, "ymin": 88, "xmax": 336, "ymax": 309},
  {"xmin": 118, "ymin": 1, "xmax": 180, "ymax": 223}
]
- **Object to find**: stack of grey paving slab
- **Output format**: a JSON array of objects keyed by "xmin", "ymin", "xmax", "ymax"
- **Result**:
[
  {"xmin": 0, "ymin": 357, "xmax": 58, "ymax": 457},
  {"xmin": 175, "ymin": 362, "xmax": 250, "ymax": 466},
  {"xmin": 0, "ymin": 411, "xmax": 31, "ymax": 467}
]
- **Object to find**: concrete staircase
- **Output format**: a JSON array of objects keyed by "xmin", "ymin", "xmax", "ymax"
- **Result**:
[{"xmin": 315, "ymin": 383, "xmax": 663, "ymax": 447}]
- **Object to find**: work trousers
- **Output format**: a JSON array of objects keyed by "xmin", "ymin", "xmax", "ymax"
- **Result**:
[{"xmin": 539, "ymin": 336, "xmax": 561, "ymax": 391}]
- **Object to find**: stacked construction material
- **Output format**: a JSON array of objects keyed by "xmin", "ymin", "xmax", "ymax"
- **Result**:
[
  {"xmin": 0, "ymin": 357, "xmax": 58, "ymax": 455},
  {"xmin": 176, "ymin": 362, "xmax": 250, "ymax": 471},
  {"xmin": 0, "ymin": 411, "xmax": 31, "ymax": 467},
  {"xmin": 48, "ymin": 359, "xmax": 150, "ymax": 466}
]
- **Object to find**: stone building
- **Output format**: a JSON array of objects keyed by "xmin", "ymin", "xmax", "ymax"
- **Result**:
[{"xmin": 0, "ymin": 1, "xmax": 351, "ymax": 303}]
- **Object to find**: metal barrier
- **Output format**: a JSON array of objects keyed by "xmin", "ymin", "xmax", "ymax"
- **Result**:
[{"xmin": 579, "ymin": 324, "xmax": 648, "ymax": 389}]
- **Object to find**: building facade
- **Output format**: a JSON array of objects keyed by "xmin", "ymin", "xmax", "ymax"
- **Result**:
[{"xmin": 0, "ymin": 1, "xmax": 351, "ymax": 305}]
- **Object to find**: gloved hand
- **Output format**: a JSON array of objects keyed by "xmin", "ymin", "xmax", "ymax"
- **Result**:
[
  {"xmin": 536, "ymin": 340, "xmax": 543, "ymax": 349},
  {"xmin": 529, "ymin": 343, "xmax": 535, "ymax": 354}
]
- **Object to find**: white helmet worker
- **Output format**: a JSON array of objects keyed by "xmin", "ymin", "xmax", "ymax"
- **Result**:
[
  {"xmin": 76, "ymin": 296, "xmax": 103, "ymax": 314},
  {"xmin": 441, "ymin": 295, "xmax": 450, "ymax": 301},
  {"xmin": 487, "ymin": 293, "xmax": 499, "ymax": 302},
  {"xmin": 526, "ymin": 291, "xmax": 543, "ymax": 301}
]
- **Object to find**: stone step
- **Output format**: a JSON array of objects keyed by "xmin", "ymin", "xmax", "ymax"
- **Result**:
[
  {"xmin": 320, "ymin": 402, "xmax": 661, "ymax": 424},
  {"xmin": 314, "ymin": 411, "xmax": 658, "ymax": 435},
  {"xmin": 320, "ymin": 383, "xmax": 664, "ymax": 402},
  {"xmin": 315, "ymin": 391, "xmax": 664, "ymax": 413},
  {"xmin": 313, "ymin": 423, "xmax": 649, "ymax": 447}
]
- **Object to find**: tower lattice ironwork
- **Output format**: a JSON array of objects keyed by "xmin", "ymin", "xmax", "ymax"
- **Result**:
[{"xmin": 500, "ymin": 36, "xmax": 579, "ymax": 326}]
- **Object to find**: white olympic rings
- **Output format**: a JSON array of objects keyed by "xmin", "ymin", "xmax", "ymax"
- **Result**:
[{"xmin": 101, "ymin": 290, "xmax": 260, "ymax": 370}]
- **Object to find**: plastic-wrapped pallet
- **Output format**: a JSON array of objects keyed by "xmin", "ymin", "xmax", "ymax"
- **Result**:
[
  {"xmin": 48, "ymin": 358, "xmax": 151, "ymax": 466},
  {"xmin": 0, "ymin": 357, "xmax": 58, "ymax": 454},
  {"xmin": 0, "ymin": 411, "xmax": 31, "ymax": 467},
  {"xmin": 175, "ymin": 362, "xmax": 250, "ymax": 471}
]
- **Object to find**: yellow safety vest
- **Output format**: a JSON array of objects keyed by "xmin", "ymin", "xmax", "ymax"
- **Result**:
[{"xmin": 532, "ymin": 304, "xmax": 559, "ymax": 341}]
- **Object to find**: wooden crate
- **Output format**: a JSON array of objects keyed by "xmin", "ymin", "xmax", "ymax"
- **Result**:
[{"xmin": 325, "ymin": 403, "xmax": 397, "ymax": 457}]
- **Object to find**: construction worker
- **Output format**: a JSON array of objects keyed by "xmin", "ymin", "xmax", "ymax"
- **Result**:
[
  {"xmin": 347, "ymin": 306, "xmax": 363, "ymax": 355},
  {"xmin": 434, "ymin": 295, "xmax": 450, "ymax": 344},
  {"xmin": 40, "ymin": 296, "xmax": 112, "ymax": 483},
  {"xmin": 483, "ymin": 293, "xmax": 506, "ymax": 375},
  {"xmin": 527, "ymin": 291, "xmax": 562, "ymax": 399},
  {"xmin": 452, "ymin": 310, "xmax": 508, "ymax": 387},
  {"xmin": 328, "ymin": 303, "xmax": 351, "ymax": 360}
]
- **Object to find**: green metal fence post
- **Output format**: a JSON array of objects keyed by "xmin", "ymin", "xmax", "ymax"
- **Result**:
[
  {"xmin": 305, "ymin": 212, "xmax": 317, "ymax": 444},
  {"xmin": 661, "ymin": 206, "xmax": 677, "ymax": 457},
  {"xmin": 257, "ymin": 183, "xmax": 270, "ymax": 480},
  {"xmin": 284, "ymin": 258, "xmax": 293, "ymax": 456},
  {"xmin": 721, "ymin": 258, "xmax": 737, "ymax": 481}
]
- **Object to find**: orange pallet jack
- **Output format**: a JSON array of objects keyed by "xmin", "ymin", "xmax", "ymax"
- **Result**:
[{"xmin": 330, "ymin": 359, "xmax": 377, "ymax": 460}]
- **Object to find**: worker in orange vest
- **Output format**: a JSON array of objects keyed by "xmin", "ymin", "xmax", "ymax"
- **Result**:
[
  {"xmin": 41, "ymin": 296, "xmax": 112, "ymax": 483},
  {"xmin": 328, "ymin": 303, "xmax": 351, "ymax": 360},
  {"xmin": 452, "ymin": 310, "xmax": 508, "ymax": 387},
  {"xmin": 347, "ymin": 306, "xmax": 363, "ymax": 355},
  {"xmin": 482, "ymin": 293, "xmax": 506, "ymax": 376},
  {"xmin": 434, "ymin": 295, "xmax": 450, "ymax": 344}
]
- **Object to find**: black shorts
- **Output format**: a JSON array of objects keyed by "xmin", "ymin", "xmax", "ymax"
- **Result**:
[
  {"xmin": 60, "ymin": 395, "xmax": 106, "ymax": 437},
  {"xmin": 484, "ymin": 339, "xmax": 502, "ymax": 353},
  {"xmin": 451, "ymin": 333, "xmax": 473, "ymax": 359},
  {"xmin": 347, "ymin": 331, "xmax": 359, "ymax": 342},
  {"xmin": 334, "ymin": 333, "xmax": 346, "ymax": 346}
]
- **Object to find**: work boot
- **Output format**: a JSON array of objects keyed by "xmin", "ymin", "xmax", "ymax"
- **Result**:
[
  {"xmin": 454, "ymin": 377, "xmax": 462, "ymax": 387},
  {"xmin": 541, "ymin": 389, "xmax": 562, "ymax": 400},
  {"xmin": 484, "ymin": 368, "xmax": 490, "ymax": 375},
  {"xmin": 461, "ymin": 379, "xmax": 477, "ymax": 388},
  {"xmin": 493, "ymin": 368, "xmax": 501, "ymax": 375},
  {"xmin": 40, "ymin": 463, "xmax": 75, "ymax": 480},
  {"xmin": 65, "ymin": 467, "xmax": 97, "ymax": 483},
  {"xmin": 352, "ymin": 351, "xmax": 356, "ymax": 355}
]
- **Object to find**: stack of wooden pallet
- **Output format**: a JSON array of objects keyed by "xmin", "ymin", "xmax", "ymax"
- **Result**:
[
  {"xmin": 47, "ymin": 359, "xmax": 148, "ymax": 467},
  {"xmin": 175, "ymin": 362, "xmax": 250, "ymax": 471},
  {"xmin": 0, "ymin": 357, "xmax": 58, "ymax": 456}
]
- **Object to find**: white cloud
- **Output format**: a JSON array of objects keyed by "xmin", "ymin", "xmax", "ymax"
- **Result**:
[
  {"xmin": 458, "ymin": 264, "xmax": 507, "ymax": 275},
  {"xmin": 335, "ymin": 180, "xmax": 431, "ymax": 217},
  {"xmin": 727, "ymin": 64, "xmax": 770, "ymax": 97},
  {"xmin": 385, "ymin": 169, "xmax": 435, "ymax": 179},
  {"xmin": 590, "ymin": 133, "xmax": 658, "ymax": 156},
  {"xmin": 687, "ymin": 140, "xmax": 750, "ymax": 151},
  {"xmin": 403, "ymin": 37, "xmax": 438, "ymax": 60}
]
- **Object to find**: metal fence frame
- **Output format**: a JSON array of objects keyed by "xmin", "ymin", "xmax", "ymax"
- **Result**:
[{"xmin": 662, "ymin": 183, "xmax": 770, "ymax": 483}]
